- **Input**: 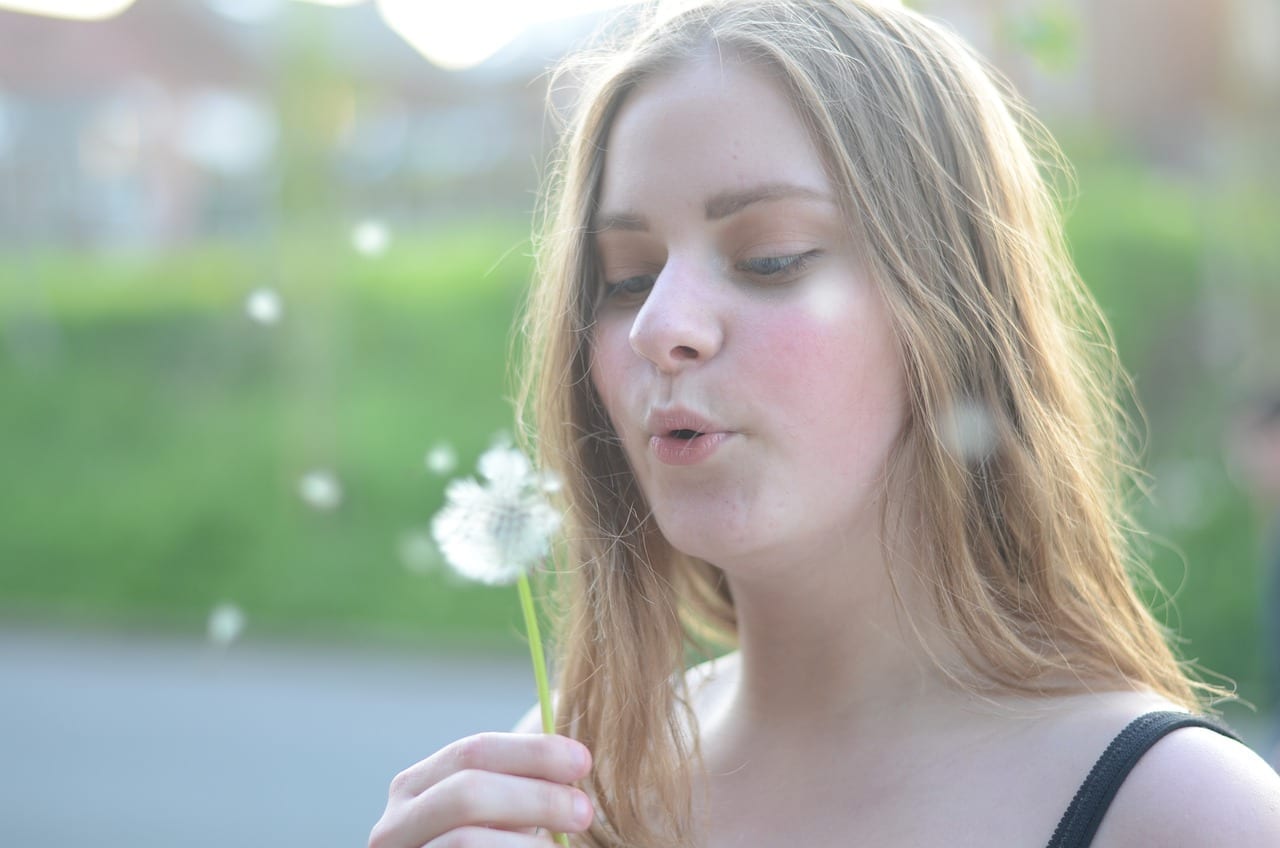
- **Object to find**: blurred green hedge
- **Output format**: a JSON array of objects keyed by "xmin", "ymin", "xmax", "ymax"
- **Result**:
[{"xmin": 1, "ymin": 148, "xmax": 1276, "ymax": 708}]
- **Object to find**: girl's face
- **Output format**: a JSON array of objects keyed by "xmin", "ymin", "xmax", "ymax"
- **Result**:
[{"xmin": 589, "ymin": 58, "xmax": 908, "ymax": 573}]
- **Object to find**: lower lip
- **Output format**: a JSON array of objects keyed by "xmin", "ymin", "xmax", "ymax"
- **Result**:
[{"xmin": 650, "ymin": 432, "xmax": 732, "ymax": 466}]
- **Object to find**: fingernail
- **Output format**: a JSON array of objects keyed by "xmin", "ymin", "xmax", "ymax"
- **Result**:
[{"xmin": 572, "ymin": 742, "xmax": 590, "ymax": 771}]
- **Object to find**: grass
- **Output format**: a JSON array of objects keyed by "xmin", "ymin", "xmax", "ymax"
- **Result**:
[{"xmin": 2, "ymin": 152, "xmax": 1277, "ymax": 708}]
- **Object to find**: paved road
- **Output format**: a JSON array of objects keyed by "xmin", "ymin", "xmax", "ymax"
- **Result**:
[
  {"xmin": 1, "ymin": 625, "xmax": 534, "ymax": 848},
  {"xmin": 5, "ymin": 625, "xmax": 1276, "ymax": 848}
]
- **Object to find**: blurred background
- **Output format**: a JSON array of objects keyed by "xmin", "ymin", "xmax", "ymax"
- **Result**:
[{"xmin": 1, "ymin": 0, "xmax": 1278, "ymax": 845}]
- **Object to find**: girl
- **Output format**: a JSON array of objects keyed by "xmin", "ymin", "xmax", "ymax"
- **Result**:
[{"xmin": 370, "ymin": 1, "xmax": 1280, "ymax": 845}]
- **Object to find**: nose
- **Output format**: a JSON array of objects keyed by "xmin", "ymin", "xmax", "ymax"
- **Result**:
[{"xmin": 627, "ymin": 265, "xmax": 724, "ymax": 373}]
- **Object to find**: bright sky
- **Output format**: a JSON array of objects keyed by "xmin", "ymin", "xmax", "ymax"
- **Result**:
[{"xmin": 0, "ymin": 0, "xmax": 638, "ymax": 69}]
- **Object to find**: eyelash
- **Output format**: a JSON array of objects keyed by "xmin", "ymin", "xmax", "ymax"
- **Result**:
[{"xmin": 600, "ymin": 250, "xmax": 820, "ymax": 303}]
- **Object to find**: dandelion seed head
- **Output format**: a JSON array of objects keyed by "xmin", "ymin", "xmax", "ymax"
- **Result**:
[
  {"xmin": 425, "ymin": 442, "xmax": 458, "ymax": 476},
  {"xmin": 431, "ymin": 446, "xmax": 563, "ymax": 586},
  {"xmin": 299, "ymin": 469, "xmax": 343, "ymax": 510},
  {"xmin": 245, "ymin": 288, "xmax": 282, "ymax": 325},
  {"xmin": 207, "ymin": 602, "xmax": 246, "ymax": 647},
  {"xmin": 940, "ymin": 400, "xmax": 998, "ymax": 463},
  {"xmin": 352, "ymin": 219, "xmax": 390, "ymax": 256}
]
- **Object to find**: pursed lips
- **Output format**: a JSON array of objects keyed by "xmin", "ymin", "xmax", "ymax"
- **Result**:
[{"xmin": 645, "ymin": 408, "xmax": 728, "ymax": 440}]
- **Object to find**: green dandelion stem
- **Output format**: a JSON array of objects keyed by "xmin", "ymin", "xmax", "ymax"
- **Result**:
[{"xmin": 516, "ymin": 572, "xmax": 570, "ymax": 847}]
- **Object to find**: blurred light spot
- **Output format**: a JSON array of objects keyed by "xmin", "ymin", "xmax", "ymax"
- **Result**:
[
  {"xmin": 425, "ymin": 442, "xmax": 457, "ymax": 475},
  {"xmin": 207, "ymin": 602, "xmax": 246, "ymax": 646},
  {"xmin": 352, "ymin": 219, "xmax": 390, "ymax": 256},
  {"xmin": 299, "ymin": 469, "xmax": 343, "ymax": 510},
  {"xmin": 398, "ymin": 529, "xmax": 439, "ymax": 575},
  {"xmin": 803, "ymin": 277, "xmax": 850, "ymax": 322},
  {"xmin": 378, "ymin": 0, "xmax": 526, "ymax": 71},
  {"xmin": 0, "ymin": 0, "xmax": 135, "ymax": 19},
  {"xmin": 539, "ymin": 469, "xmax": 563, "ymax": 494},
  {"xmin": 940, "ymin": 400, "xmax": 998, "ymax": 463},
  {"xmin": 245, "ymin": 288, "xmax": 283, "ymax": 325},
  {"xmin": 179, "ymin": 89, "xmax": 277, "ymax": 177}
]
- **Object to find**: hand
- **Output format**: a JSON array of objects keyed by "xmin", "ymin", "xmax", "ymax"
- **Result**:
[{"xmin": 368, "ymin": 732, "xmax": 594, "ymax": 848}]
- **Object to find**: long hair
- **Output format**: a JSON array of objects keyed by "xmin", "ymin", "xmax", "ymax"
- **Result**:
[{"xmin": 516, "ymin": 2, "xmax": 1213, "ymax": 844}]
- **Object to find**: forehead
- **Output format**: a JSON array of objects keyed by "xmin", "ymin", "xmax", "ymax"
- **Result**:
[{"xmin": 597, "ymin": 57, "xmax": 834, "ymax": 217}]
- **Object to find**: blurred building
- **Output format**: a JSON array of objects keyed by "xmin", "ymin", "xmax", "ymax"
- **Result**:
[{"xmin": 0, "ymin": 0, "xmax": 1274, "ymax": 251}]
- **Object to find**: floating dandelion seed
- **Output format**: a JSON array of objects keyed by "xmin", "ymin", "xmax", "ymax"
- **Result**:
[
  {"xmin": 245, "ymin": 288, "xmax": 282, "ymax": 325},
  {"xmin": 299, "ymin": 469, "xmax": 343, "ymax": 511},
  {"xmin": 940, "ymin": 400, "xmax": 998, "ymax": 463},
  {"xmin": 432, "ymin": 446, "xmax": 561, "ymax": 585},
  {"xmin": 803, "ymin": 277, "xmax": 850, "ymax": 323},
  {"xmin": 424, "ymin": 442, "xmax": 457, "ymax": 476},
  {"xmin": 352, "ymin": 219, "xmax": 390, "ymax": 256},
  {"xmin": 207, "ymin": 602, "xmax": 246, "ymax": 647},
  {"xmin": 398, "ymin": 529, "xmax": 440, "ymax": 575}
]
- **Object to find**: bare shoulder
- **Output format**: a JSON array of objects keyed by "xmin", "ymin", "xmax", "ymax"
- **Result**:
[{"xmin": 1095, "ymin": 720, "xmax": 1280, "ymax": 848}]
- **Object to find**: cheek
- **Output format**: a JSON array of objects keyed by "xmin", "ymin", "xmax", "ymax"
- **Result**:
[
  {"xmin": 748, "ymin": 301, "xmax": 906, "ymax": 443},
  {"xmin": 588, "ymin": 323, "xmax": 631, "ymax": 426}
]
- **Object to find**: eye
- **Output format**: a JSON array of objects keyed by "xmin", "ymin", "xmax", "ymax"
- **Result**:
[
  {"xmin": 736, "ymin": 250, "xmax": 821, "ymax": 280},
  {"xmin": 600, "ymin": 274, "xmax": 656, "ymax": 305}
]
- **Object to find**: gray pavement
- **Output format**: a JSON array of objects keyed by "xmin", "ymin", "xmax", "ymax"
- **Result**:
[
  {"xmin": 1, "ymin": 625, "xmax": 534, "ymax": 848},
  {"xmin": 4, "ymin": 624, "xmax": 1275, "ymax": 848}
]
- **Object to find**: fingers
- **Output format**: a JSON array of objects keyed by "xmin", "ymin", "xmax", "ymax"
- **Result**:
[
  {"xmin": 426, "ymin": 828, "xmax": 561, "ymax": 848},
  {"xmin": 403, "ymin": 770, "xmax": 593, "ymax": 839},
  {"xmin": 368, "ymin": 733, "xmax": 595, "ymax": 848},
  {"xmin": 391, "ymin": 733, "xmax": 592, "ymax": 799}
]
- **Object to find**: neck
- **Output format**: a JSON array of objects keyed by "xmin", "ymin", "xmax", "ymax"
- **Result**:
[{"xmin": 712, "ymin": 527, "xmax": 966, "ymax": 743}]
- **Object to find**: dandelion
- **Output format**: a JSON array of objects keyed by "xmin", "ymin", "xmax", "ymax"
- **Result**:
[{"xmin": 431, "ymin": 444, "xmax": 568, "ymax": 846}]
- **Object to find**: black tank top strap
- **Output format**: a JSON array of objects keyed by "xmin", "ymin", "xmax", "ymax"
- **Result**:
[{"xmin": 1045, "ymin": 710, "xmax": 1241, "ymax": 848}]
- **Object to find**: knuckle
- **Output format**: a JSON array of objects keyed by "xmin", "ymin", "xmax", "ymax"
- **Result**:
[
  {"xmin": 450, "ymin": 733, "xmax": 492, "ymax": 772},
  {"xmin": 387, "ymin": 766, "xmax": 416, "ymax": 799}
]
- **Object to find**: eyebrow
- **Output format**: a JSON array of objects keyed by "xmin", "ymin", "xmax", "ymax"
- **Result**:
[{"xmin": 592, "ymin": 182, "xmax": 835, "ymax": 233}]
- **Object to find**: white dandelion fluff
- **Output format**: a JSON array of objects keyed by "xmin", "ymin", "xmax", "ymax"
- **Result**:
[
  {"xmin": 245, "ymin": 287, "xmax": 282, "ymax": 325},
  {"xmin": 298, "ymin": 469, "xmax": 343, "ymax": 511},
  {"xmin": 424, "ymin": 442, "xmax": 458, "ymax": 476},
  {"xmin": 940, "ymin": 399, "xmax": 998, "ymax": 463},
  {"xmin": 352, "ymin": 219, "xmax": 390, "ymax": 257},
  {"xmin": 207, "ymin": 602, "xmax": 246, "ymax": 647},
  {"xmin": 431, "ymin": 445, "xmax": 562, "ymax": 586}
]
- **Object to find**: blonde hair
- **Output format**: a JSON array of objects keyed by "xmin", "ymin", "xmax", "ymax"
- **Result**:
[{"xmin": 516, "ymin": 1, "xmax": 1215, "ymax": 844}]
